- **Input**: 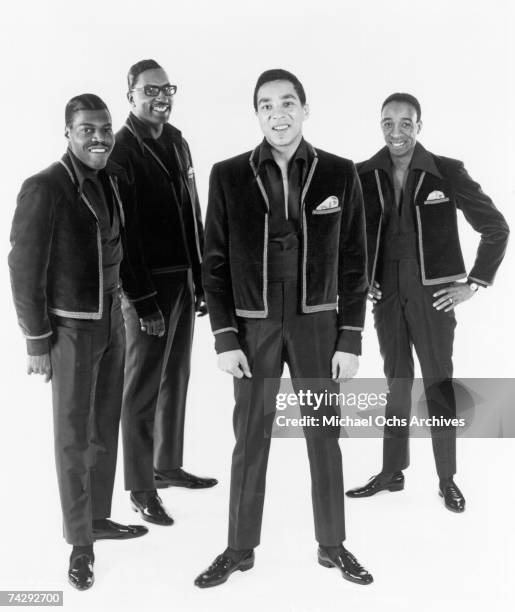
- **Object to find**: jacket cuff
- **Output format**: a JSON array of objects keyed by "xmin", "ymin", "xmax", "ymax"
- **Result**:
[
  {"xmin": 215, "ymin": 331, "xmax": 241, "ymax": 354},
  {"xmin": 27, "ymin": 336, "xmax": 51, "ymax": 356},
  {"xmin": 131, "ymin": 294, "xmax": 160, "ymax": 318},
  {"xmin": 336, "ymin": 330, "xmax": 362, "ymax": 356}
]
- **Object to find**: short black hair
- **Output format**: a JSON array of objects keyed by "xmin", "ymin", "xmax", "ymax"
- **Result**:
[
  {"xmin": 381, "ymin": 93, "xmax": 422, "ymax": 121},
  {"xmin": 253, "ymin": 69, "xmax": 306, "ymax": 110},
  {"xmin": 65, "ymin": 94, "xmax": 109, "ymax": 127},
  {"xmin": 127, "ymin": 59, "xmax": 163, "ymax": 90}
]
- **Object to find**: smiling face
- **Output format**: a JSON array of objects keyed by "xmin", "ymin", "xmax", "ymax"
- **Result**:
[
  {"xmin": 65, "ymin": 109, "xmax": 114, "ymax": 170},
  {"xmin": 381, "ymin": 101, "xmax": 422, "ymax": 159},
  {"xmin": 128, "ymin": 68, "xmax": 173, "ymax": 128},
  {"xmin": 255, "ymin": 79, "xmax": 308, "ymax": 152}
]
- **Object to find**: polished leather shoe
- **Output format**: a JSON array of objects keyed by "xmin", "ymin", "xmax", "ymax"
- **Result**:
[
  {"xmin": 130, "ymin": 492, "xmax": 174, "ymax": 526},
  {"xmin": 318, "ymin": 545, "xmax": 373, "ymax": 585},
  {"xmin": 439, "ymin": 479, "xmax": 465, "ymax": 513},
  {"xmin": 93, "ymin": 518, "xmax": 148, "ymax": 540},
  {"xmin": 68, "ymin": 554, "xmax": 94, "ymax": 591},
  {"xmin": 346, "ymin": 471, "xmax": 404, "ymax": 498},
  {"xmin": 194, "ymin": 550, "xmax": 255, "ymax": 588},
  {"xmin": 154, "ymin": 467, "xmax": 218, "ymax": 489}
]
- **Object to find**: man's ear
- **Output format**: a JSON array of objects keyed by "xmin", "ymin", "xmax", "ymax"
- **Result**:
[
  {"xmin": 417, "ymin": 120, "xmax": 423, "ymax": 134},
  {"xmin": 127, "ymin": 91, "xmax": 135, "ymax": 106},
  {"xmin": 303, "ymin": 103, "xmax": 310, "ymax": 121},
  {"xmin": 64, "ymin": 126, "xmax": 70, "ymax": 140}
]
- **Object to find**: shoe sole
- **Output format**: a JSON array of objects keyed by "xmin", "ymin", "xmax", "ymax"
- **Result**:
[
  {"xmin": 194, "ymin": 559, "xmax": 255, "ymax": 589},
  {"xmin": 318, "ymin": 558, "xmax": 373, "ymax": 585},
  {"xmin": 438, "ymin": 491, "xmax": 466, "ymax": 513},
  {"xmin": 346, "ymin": 482, "xmax": 404, "ymax": 498},
  {"xmin": 93, "ymin": 530, "xmax": 148, "ymax": 541},
  {"xmin": 131, "ymin": 503, "xmax": 175, "ymax": 526},
  {"xmin": 68, "ymin": 576, "xmax": 94, "ymax": 591},
  {"xmin": 155, "ymin": 480, "xmax": 218, "ymax": 489}
]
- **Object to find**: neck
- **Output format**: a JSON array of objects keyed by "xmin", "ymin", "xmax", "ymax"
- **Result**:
[
  {"xmin": 268, "ymin": 134, "xmax": 302, "ymax": 167},
  {"xmin": 390, "ymin": 150, "xmax": 414, "ymax": 172},
  {"xmin": 147, "ymin": 123, "xmax": 163, "ymax": 139}
]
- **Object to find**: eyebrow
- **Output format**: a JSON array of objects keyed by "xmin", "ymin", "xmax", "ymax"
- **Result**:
[
  {"xmin": 381, "ymin": 117, "xmax": 414, "ymax": 122},
  {"xmin": 258, "ymin": 93, "xmax": 298, "ymax": 104},
  {"xmin": 77, "ymin": 122, "xmax": 112, "ymax": 128}
]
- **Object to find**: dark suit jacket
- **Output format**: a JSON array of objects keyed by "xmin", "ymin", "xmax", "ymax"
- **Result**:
[
  {"xmin": 8, "ymin": 152, "xmax": 154, "ymax": 355},
  {"xmin": 111, "ymin": 116, "xmax": 204, "ymax": 315},
  {"xmin": 202, "ymin": 141, "xmax": 369, "ymax": 354},
  {"xmin": 358, "ymin": 143, "xmax": 509, "ymax": 286}
]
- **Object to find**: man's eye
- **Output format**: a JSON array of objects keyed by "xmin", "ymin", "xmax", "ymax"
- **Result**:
[
  {"xmin": 402, "ymin": 122, "xmax": 412, "ymax": 129},
  {"xmin": 284, "ymin": 101, "xmax": 294, "ymax": 107},
  {"xmin": 261, "ymin": 104, "xmax": 272, "ymax": 111},
  {"xmin": 382, "ymin": 123, "xmax": 392, "ymax": 129},
  {"xmin": 82, "ymin": 128, "xmax": 93, "ymax": 134},
  {"xmin": 104, "ymin": 127, "xmax": 113, "ymax": 134}
]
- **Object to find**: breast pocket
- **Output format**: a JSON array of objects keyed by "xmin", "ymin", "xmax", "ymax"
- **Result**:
[{"xmin": 312, "ymin": 207, "xmax": 342, "ymax": 215}]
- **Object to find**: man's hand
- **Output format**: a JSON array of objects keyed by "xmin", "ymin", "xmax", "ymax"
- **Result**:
[
  {"xmin": 195, "ymin": 295, "xmax": 208, "ymax": 317},
  {"xmin": 331, "ymin": 351, "xmax": 359, "ymax": 381},
  {"xmin": 217, "ymin": 350, "xmax": 252, "ymax": 379},
  {"xmin": 368, "ymin": 281, "xmax": 382, "ymax": 304},
  {"xmin": 432, "ymin": 282, "xmax": 477, "ymax": 312},
  {"xmin": 139, "ymin": 310, "xmax": 165, "ymax": 337},
  {"xmin": 27, "ymin": 353, "xmax": 52, "ymax": 382}
]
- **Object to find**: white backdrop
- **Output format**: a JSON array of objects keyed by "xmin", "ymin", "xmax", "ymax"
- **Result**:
[{"xmin": 0, "ymin": 1, "xmax": 513, "ymax": 611}]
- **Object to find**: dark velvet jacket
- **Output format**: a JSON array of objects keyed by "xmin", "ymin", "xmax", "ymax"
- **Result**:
[
  {"xmin": 111, "ymin": 115, "xmax": 204, "ymax": 315},
  {"xmin": 202, "ymin": 142, "xmax": 369, "ymax": 354},
  {"xmin": 358, "ymin": 143, "xmax": 509, "ymax": 287},
  {"xmin": 8, "ymin": 152, "xmax": 155, "ymax": 355}
]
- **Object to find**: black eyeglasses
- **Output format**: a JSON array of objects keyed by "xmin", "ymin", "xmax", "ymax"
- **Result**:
[{"xmin": 131, "ymin": 84, "xmax": 177, "ymax": 97}]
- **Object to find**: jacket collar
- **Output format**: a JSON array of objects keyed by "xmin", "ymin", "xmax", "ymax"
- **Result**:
[
  {"xmin": 359, "ymin": 142, "xmax": 442, "ymax": 179},
  {"xmin": 125, "ymin": 113, "xmax": 180, "ymax": 153},
  {"xmin": 249, "ymin": 138, "xmax": 317, "ymax": 175}
]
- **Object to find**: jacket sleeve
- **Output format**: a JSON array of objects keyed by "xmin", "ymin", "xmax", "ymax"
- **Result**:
[
  {"xmin": 111, "ymin": 147, "xmax": 159, "ymax": 318},
  {"xmin": 201, "ymin": 163, "xmax": 240, "ymax": 352},
  {"xmin": 182, "ymin": 137, "xmax": 205, "ymax": 298},
  {"xmin": 336, "ymin": 161, "xmax": 369, "ymax": 355},
  {"xmin": 8, "ymin": 177, "xmax": 55, "ymax": 355},
  {"xmin": 452, "ymin": 162, "xmax": 509, "ymax": 286}
]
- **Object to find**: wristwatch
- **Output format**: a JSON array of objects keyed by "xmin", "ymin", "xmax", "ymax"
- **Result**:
[{"xmin": 467, "ymin": 281, "xmax": 479, "ymax": 292}]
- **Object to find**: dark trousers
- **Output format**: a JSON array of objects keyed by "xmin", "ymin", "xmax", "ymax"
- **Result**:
[
  {"xmin": 50, "ymin": 291, "xmax": 125, "ymax": 546},
  {"xmin": 121, "ymin": 270, "xmax": 194, "ymax": 491},
  {"xmin": 229, "ymin": 280, "xmax": 346, "ymax": 550},
  {"xmin": 374, "ymin": 259, "xmax": 457, "ymax": 479}
]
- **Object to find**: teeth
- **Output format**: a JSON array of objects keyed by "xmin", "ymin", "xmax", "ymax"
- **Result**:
[
  {"xmin": 153, "ymin": 105, "xmax": 169, "ymax": 112},
  {"xmin": 273, "ymin": 125, "xmax": 289, "ymax": 131},
  {"xmin": 89, "ymin": 148, "xmax": 107, "ymax": 153}
]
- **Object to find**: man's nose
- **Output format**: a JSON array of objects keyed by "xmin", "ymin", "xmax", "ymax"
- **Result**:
[{"xmin": 391, "ymin": 124, "xmax": 402, "ymax": 137}]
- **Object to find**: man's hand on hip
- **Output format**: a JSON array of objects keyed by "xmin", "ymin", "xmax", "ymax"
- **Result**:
[
  {"xmin": 432, "ymin": 281, "xmax": 477, "ymax": 312},
  {"xmin": 139, "ymin": 310, "xmax": 166, "ymax": 337},
  {"xmin": 218, "ymin": 350, "xmax": 252, "ymax": 379},
  {"xmin": 331, "ymin": 351, "xmax": 359, "ymax": 381},
  {"xmin": 195, "ymin": 295, "xmax": 208, "ymax": 317},
  {"xmin": 27, "ymin": 353, "xmax": 52, "ymax": 382}
]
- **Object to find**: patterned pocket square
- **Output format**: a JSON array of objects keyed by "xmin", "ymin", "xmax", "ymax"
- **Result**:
[{"xmin": 315, "ymin": 196, "xmax": 339, "ymax": 210}]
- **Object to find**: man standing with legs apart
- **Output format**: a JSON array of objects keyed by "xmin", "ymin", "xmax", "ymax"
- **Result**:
[
  {"xmin": 111, "ymin": 60, "xmax": 217, "ymax": 527},
  {"xmin": 196, "ymin": 69, "xmax": 373, "ymax": 588},
  {"xmin": 8, "ymin": 95, "xmax": 149, "ymax": 591},
  {"xmin": 346, "ymin": 93, "xmax": 509, "ymax": 511}
]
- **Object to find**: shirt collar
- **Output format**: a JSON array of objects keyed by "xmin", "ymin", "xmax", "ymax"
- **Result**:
[
  {"xmin": 65, "ymin": 150, "xmax": 117, "ymax": 194},
  {"xmin": 256, "ymin": 137, "xmax": 309, "ymax": 172},
  {"xmin": 359, "ymin": 142, "xmax": 442, "ymax": 178}
]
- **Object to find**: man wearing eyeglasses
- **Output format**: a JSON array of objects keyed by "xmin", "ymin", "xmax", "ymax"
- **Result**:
[{"xmin": 111, "ymin": 59, "xmax": 217, "ymax": 527}]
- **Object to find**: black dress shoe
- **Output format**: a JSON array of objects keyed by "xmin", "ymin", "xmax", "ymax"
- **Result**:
[
  {"xmin": 439, "ymin": 479, "xmax": 465, "ymax": 513},
  {"xmin": 130, "ymin": 492, "xmax": 174, "ymax": 526},
  {"xmin": 68, "ymin": 554, "xmax": 94, "ymax": 591},
  {"xmin": 194, "ymin": 550, "xmax": 255, "ymax": 588},
  {"xmin": 154, "ymin": 467, "xmax": 218, "ymax": 489},
  {"xmin": 346, "ymin": 471, "xmax": 404, "ymax": 498},
  {"xmin": 318, "ymin": 545, "xmax": 373, "ymax": 585},
  {"xmin": 93, "ymin": 518, "xmax": 148, "ymax": 540}
]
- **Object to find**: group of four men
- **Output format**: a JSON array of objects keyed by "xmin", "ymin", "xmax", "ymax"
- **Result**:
[{"xmin": 8, "ymin": 60, "xmax": 509, "ymax": 591}]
